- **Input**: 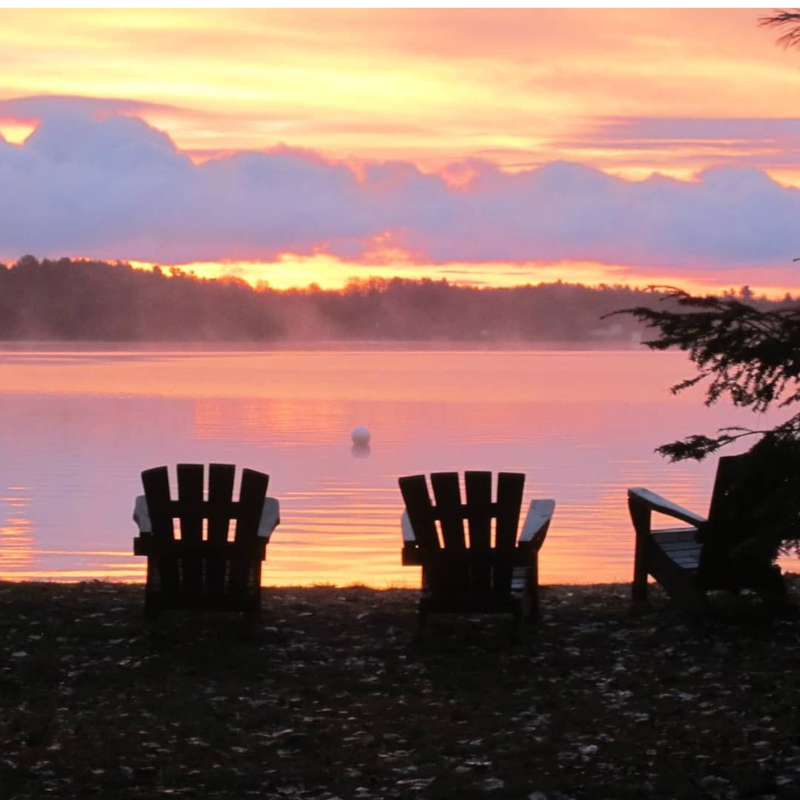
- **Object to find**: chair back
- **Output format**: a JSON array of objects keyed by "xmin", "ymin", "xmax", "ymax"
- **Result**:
[
  {"xmin": 399, "ymin": 471, "xmax": 525, "ymax": 597},
  {"xmin": 141, "ymin": 463, "xmax": 269, "ymax": 598},
  {"xmin": 143, "ymin": 463, "xmax": 269, "ymax": 543}
]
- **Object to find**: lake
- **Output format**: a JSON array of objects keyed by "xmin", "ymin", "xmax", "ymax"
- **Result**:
[{"xmin": 0, "ymin": 346, "xmax": 788, "ymax": 587}]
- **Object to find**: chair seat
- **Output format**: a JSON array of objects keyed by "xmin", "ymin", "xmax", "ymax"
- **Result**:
[{"xmin": 652, "ymin": 528, "xmax": 701, "ymax": 571}]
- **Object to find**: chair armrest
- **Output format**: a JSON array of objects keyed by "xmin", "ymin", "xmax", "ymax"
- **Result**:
[
  {"xmin": 401, "ymin": 510, "xmax": 416, "ymax": 543},
  {"xmin": 133, "ymin": 495, "xmax": 151, "ymax": 534},
  {"xmin": 519, "ymin": 499, "xmax": 555, "ymax": 548},
  {"xmin": 628, "ymin": 487, "xmax": 706, "ymax": 527},
  {"xmin": 258, "ymin": 497, "xmax": 280, "ymax": 541}
]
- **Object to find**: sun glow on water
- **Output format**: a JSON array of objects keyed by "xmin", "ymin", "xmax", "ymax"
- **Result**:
[{"xmin": 0, "ymin": 348, "xmax": 788, "ymax": 587}]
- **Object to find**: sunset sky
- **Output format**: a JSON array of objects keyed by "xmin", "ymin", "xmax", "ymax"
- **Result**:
[{"xmin": 1, "ymin": 7, "xmax": 800, "ymax": 294}]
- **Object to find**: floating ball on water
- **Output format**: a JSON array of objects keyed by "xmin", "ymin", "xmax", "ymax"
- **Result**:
[{"xmin": 351, "ymin": 426, "xmax": 371, "ymax": 446}]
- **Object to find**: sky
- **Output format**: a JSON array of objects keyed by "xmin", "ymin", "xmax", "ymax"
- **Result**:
[{"xmin": 1, "ymin": 7, "xmax": 800, "ymax": 294}]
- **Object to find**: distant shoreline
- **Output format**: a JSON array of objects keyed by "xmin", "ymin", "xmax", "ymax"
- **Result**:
[{"xmin": 0, "ymin": 257, "xmax": 727, "ymax": 344}]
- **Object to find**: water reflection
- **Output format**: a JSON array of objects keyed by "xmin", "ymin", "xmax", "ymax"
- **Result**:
[
  {"xmin": 0, "ymin": 487, "xmax": 35, "ymax": 571},
  {"xmin": 0, "ymin": 349, "xmax": 789, "ymax": 586}
]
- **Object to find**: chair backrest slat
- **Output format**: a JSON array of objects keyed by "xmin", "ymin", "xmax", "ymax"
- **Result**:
[
  {"xmin": 464, "ymin": 471, "xmax": 493, "ymax": 593},
  {"xmin": 431, "ymin": 472, "xmax": 466, "ymax": 550},
  {"xmin": 204, "ymin": 464, "xmax": 237, "ymax": 595},
  {"xmin": 177, "ymin": 464, "xmax": 205, "ymax": 542},
  {"xmin": 142, "ymin": 466, "xmax": 174, "ymax": 540},
  {"xmin": 141, "ymin": 466, "xmax": 179, "ymax": 593},
  {"xmin": 399, "ymin": 475, "xmax": 440, "ymax": 550},
  {"xmin": 465, "ymin": 471, "xmax": 492, "ymax": 551},
  {"xmin": 176, "ymin": 464, "xmax": 205, "ymax": 593},
  {"xmin": 236, "ymin": 468, "xmax": 270, "ymax": 541},
  {"xmin": 207, "ymin": 463, "xmax": 236, "ymax": 543},
  {"xmin": 495, "ymin": 472, "xmax": 525, "ymax": 552}
]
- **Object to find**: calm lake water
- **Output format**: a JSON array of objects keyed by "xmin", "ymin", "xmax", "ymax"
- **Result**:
[{"xmin": 0, "ymin": 347, "xmax": 789, "ymax": 587}]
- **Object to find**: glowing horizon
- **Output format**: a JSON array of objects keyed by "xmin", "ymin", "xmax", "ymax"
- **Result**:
[{"xmin": 118, "ymin": 256, "xmax": 798, "ymax": 300}]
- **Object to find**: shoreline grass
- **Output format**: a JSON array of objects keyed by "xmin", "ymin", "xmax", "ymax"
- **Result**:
[{"xmin": 2, "ymin": 579, "xmax": 800, "ymax": 799}]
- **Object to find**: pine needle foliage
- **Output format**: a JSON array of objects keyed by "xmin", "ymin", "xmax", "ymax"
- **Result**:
[
  {"xmin": 611, "ymin": 287, "xmax": 800, "ymax": 461},
  {"xmin": 759, "ymin": 9, "xmax": 800, "ymax": 50}
]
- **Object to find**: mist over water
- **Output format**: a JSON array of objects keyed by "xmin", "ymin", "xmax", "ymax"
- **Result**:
[{"xmin": 0, "ymin": 346, "xmax": 789, "ymax": 586}]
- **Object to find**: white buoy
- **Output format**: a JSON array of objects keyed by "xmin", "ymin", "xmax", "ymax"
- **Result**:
[
  {"xmin": 351, "ymin": 426, "xmax": 371, "ymax": 458},
  {"xmin": 351, "ymin": 426, "xmax": 371, "ymax": 446}
]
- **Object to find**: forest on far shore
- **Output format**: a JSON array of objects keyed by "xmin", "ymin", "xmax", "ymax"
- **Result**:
[{"xmin": 0, "ymin": 255, "xmax": 791, "ymax": 343}]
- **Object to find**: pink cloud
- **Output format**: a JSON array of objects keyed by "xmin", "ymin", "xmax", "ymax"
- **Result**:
[{"xmin": 0, "ymin": 110, "xmax": 798, "ymax": 277}]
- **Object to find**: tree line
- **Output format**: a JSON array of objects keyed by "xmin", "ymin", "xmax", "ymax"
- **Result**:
[{"xmin": 0, "ymin": 255, "xmax": 790, "ymax": 343}]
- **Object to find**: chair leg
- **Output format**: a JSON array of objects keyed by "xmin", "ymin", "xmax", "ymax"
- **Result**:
[
  {"xmin": 415, "ymin": 602, "xmax": 429, "ymax": 641},
  {"xmin": 629, "ymin": 501, "xmax": 651, "ymax": 603},
  {"xmin": 144, "ymin": 596, "xmax": 159, "ymax": 623},
  {"xmin": 632, "ymin": 536, "xmax": 650, "ymax": 603},
  {"xmin": 754, "ymin": 566, "xmax": 796, "ymax": 615},
  {"xmin": 511, "ymin": 607, "xmax": 524, "ymax": 645},
  {"xmin": 143, "ymin": 599, "xmax": 160, "ymax": 640},
  {"xmin": 526, "ymin": 560, "xmax": 540, "ymax": 622}
]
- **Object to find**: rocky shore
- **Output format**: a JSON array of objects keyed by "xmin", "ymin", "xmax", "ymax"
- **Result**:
[{"xmin": 2, "ymin": 578, "xmax": 799, "ymax": 800}]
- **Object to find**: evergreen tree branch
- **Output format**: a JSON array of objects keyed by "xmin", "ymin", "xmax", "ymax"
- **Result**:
[{"xmin": 609, "ymin": 287, "xmax": 800, "ymax": 461}]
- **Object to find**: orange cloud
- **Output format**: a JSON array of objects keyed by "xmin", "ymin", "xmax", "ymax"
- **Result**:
[{"xmin": 0, "ymin": 9, "xmax": 799, "ymax": 178}]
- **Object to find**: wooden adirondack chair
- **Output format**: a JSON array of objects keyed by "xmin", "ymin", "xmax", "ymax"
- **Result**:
[
  {"xmin": 629, "ymin": 453, "xmax": 787, "ymax": 610},
  {"xmin": 132, "ymin": 463, "xmax": 280, "ymax": 621},
  {"xmin": 399, "ymin": 471, "xmax": 555, "ymax": 636}
]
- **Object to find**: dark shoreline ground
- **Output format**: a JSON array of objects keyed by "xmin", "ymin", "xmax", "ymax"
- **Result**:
[{"xmin": 2, "ymin": 579, "xmax": 800, "ymax": 800}]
